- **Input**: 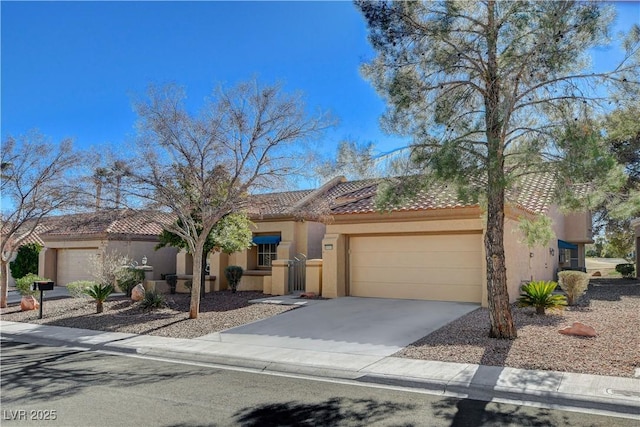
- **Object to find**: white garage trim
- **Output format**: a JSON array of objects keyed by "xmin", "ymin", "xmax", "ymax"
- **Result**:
[
  {"xmin": 348, "ymin": 233, "xmax": 483, "ymax": 302},
  {"xmin": 57, "ymin": 248, "xmax": 100, "ymax": 286}
]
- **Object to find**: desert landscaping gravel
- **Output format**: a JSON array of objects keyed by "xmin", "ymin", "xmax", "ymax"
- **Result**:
[
  {"xmin": 396, "ymin": 279, "xmax": 639, "ymax": 378},
  {"xmin": 2, "ymin": 280, "xmax": 638, "ymax": 378},
  {"xmin": 0, "ymin": 291, "xmax": 294, "ymax": 339}
]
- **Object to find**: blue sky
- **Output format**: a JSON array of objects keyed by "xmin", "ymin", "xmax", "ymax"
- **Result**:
[{"xmin": 2, "ymin": 1, "xmax": 639, "ymax": 171}]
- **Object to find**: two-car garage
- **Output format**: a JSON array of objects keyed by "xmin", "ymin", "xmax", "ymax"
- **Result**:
[
  {"xmin": 56, "ymin": 248, "xmax": 100, "ymax": 286},
  {"xmin": 348, "ymin": 233, "xmax": 484, "ymax": 303}
]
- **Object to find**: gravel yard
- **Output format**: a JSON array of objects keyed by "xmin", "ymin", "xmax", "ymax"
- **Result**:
[
  {"xmin": 396, "ymin": 279, "xmax": 640, "ymax": 378},
  {"xmin": 0, "ymin": 291, "xmax": 295, "ymax": 339},
  {"xmin": 2, "ymin": 279, "xmax": 638, "ymax": 378}
]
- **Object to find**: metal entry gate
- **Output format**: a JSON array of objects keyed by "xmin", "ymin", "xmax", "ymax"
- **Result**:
[{"xmin": 288, "ymin": 253, "xmax": 307, "ymax": 293}]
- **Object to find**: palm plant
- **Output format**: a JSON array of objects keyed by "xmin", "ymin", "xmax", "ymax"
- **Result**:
[
  {"xmin": 517, "ymin": 281, "xmax": 567, "ymax": 315},
  {"xmin": 83, "ymin": 283, "xmax": 114, "ymax": 313}
]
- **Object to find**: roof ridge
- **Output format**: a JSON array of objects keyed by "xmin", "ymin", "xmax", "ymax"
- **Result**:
[{"xmin": 288, "ymin": 175, "xmax": 347, "ymax": 213}]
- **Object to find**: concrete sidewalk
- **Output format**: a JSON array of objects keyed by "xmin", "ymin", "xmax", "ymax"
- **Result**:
[{"xmin": 1, "ymin": 319, "xmax": 638, "ymax": 418}]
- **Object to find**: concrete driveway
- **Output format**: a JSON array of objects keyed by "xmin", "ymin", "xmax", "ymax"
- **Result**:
[{"xmin": 199, "ymin": 297, "xmax": 479, "ymax": 357}]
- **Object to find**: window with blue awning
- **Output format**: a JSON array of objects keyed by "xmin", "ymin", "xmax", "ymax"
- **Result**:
[
  {"xmin": 252, "ymin": 235, "xmax": 281, "ymax": 245},
  {"xmin": 558, "ymin": 239, "xmax": 578, "ymax": 250}
]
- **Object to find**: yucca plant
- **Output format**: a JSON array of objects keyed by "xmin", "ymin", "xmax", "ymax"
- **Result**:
[
  {"xmin": 517, "ymin": 281, "xmax": 567, "ymax": 315},
  {"xmin": 83, "ymin": 283, "xmax": 114, "ymax": 313},
  {"xmin": 139, "ymin": 290, "xmax": 166, "ymax": 310}
]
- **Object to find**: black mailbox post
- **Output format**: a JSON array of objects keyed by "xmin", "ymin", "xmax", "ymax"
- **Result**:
[{"xmin": 31, "ymin": 281, "xmax": 54, "ymax": 319}]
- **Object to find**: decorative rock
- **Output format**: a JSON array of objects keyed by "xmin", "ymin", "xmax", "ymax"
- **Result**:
[
  {"xmin": 131, "ymin": 284, "xmax": 146, "ymax": 301},
  {"xmin": 20, "ymin": 295, "xmax": 40, "ymax": 311},
  {"xmin": 559, "ymin": 322, "xmax": 597, "ymax": 337},
  {"xmin": 592, "ymin": 271, "xmax": 602, "ymax": 277},
  {"xmin": 300, "ymin": 292, "xmax": 317, "ymax": 299}
]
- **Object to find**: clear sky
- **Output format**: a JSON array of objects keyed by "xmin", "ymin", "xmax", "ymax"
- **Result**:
[{"xmin": 2, "ymin": 1, "xmax": 639, "ymax": 173}]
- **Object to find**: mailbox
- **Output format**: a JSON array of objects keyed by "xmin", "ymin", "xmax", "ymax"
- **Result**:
[{"xmin": 31, "ymin": 281, "xmax": 55, "ymax": 291}]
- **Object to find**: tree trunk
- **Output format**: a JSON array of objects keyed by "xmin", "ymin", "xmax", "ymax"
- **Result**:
[
  {"xmin": 484, "ymin": 0, "xmax": 517, "ymax": 339},
  {"xmin": 189, "ymin": 240, "xmax": 205, "ymax": 319},
  {"xmin": 0, "ymin": 259, "xmax": 9, "ymax": 308},
  {"xmin": 200, "ymin": 248, "xmax": 207, "ymax": 300},
  {"xmin": 96, "ymin": 300, "xmax": 104, "ymax": 314}
]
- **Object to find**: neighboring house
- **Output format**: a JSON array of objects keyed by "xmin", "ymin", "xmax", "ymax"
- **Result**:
[
  {"xmin": 35, "ymin": 210, "xmax": 178, "ymax": 286},
  {"xmin": 205, "ymin": 175, "xmax": 592, "ymax": 306}
]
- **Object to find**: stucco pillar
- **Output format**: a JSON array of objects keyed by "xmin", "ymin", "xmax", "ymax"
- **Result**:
[
  {"xmin": 277, "ymin": 241, "xmax": 294, "ymax": 260},
  {"xmin": 305, "ymin": 259, "xmax": 322, "ymax": 295},
  {"xmin": 210, "ymin": 251, "xmax": 229, "ymax": 290},
  {"xmin": 39, "ymin": 248, "xmax": 57, "ymax": 285},
  {"xmin": 176, "ymin": 250, "xmax": 192, "ymax": 275},
  {"xmin": 271, "ymin": 259, "xmax": 290, "ymax": 295},
  {"xmin": 321, "ymin": 234, "xmax": 345, "ymax": 298}
]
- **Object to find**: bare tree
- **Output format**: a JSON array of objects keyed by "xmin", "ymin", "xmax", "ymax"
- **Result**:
[
  {"xmin": 126, "ymin": 79, "xmax": 332, "ymax": 318},
  {"xmin": 0, "ymin": 131, "xmax": 81, "ymax": 307}
]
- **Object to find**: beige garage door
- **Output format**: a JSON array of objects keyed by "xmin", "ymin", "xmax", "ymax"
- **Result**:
[
  {"xmin": 57, "ymin": 248, "xmax": 99, "ymax": 286},
  {"xmin": 349, "ymin": 234, "xmax": 483, "ymax": 302}
]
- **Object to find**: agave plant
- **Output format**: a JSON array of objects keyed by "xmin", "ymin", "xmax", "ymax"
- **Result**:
[
  {"xmin": 83, "ymin": 283, "xmax": 114, "ymax": 313},
  {"xmin": 517, "ymin": 281, "xmax": 567, "ymax": 315}
]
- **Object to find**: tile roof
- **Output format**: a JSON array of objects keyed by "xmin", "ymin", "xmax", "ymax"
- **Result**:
[
  {"xmin": 38, "ymin": 210, "xmax": 173, "ymax": 238},
  {"xmin": 328, "ymin": 174, "xmax": 557, "ymax": 216}
]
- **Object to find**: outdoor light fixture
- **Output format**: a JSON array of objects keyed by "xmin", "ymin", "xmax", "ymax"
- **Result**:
[{"xmin": 549, "ymin": 248, "xmax": 555, "ymax": 256}]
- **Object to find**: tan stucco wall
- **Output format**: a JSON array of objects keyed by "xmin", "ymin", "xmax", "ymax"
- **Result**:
[
  {"xmin": 503, "ymin": 217, "xmax": 556, "ymax": 302},
  {"xmin": 563, "ymin": 211, "xmax": 593, "ymax": 243},
  {"xmin": 39, "ymin": 238, "xmax": 177, "ymax": 283}
]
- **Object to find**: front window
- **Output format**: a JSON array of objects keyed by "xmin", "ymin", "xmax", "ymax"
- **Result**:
[{"xmin": 257, "ymin": 243, "xmax": 278, "ymax": 267}]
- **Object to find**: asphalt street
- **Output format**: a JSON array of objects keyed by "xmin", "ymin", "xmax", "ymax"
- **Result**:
[{"xmin": 1, "ymin": 338, "xmax": 636, "ymax": 427}]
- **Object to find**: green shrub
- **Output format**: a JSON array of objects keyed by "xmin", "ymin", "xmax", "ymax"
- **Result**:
[
  {"xmin": 83, "ymin": 283, "xmax": 114, "ymax": 313},
  {"xmin": 139, "ymin": 290, "xmax": 167, "ymax": 310},
  {"xmin": 224, "ymin": 266, "xmax": 244, "ymax": 293},
  {"xmin": 66, "ymin": 280, "xmax": 97, "ymax": 298},
  {"xmin": 615, "ymin": 263, "xmax": 635, "ymax": 279},
  {"xmin": 117, "ymin": 267, "xmax": 146, "ymax": 297},
  {"xmin": 557, "ymin": 271, "xmax": 590, "ymax": 305},
  {"xmin": 165, "ymin": 274, "xmax": 178, "ymax": 294},
  {"xmin": 15, "ymin": 273, "xmax": 50, "ymax": 297},
  {"xmin": 517, "ymin": 280, "xmax": 567, "ymax": 315},
  {"xmin": 9, "ymin": 243, "xmax": 42, "ymax": 280}
]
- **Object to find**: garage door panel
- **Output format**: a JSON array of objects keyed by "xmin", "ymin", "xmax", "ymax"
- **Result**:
[
  {"xmin": 349, "ymin": 234, "xmax": 482, "ymax": 303},
  {"xmin": 351, "ymin": 250, "xmax": 481, "ymax": 269},
  {"xmin": 352, "ymin": 265, "xmax": 482, "ymax": 286},
  {"xmin": 57, "ymin": 249, "xmax": 99, "ymax": 286},
  {"xmin": 350, "ymin": 280, "xmax": 482, "ymax": 302}
]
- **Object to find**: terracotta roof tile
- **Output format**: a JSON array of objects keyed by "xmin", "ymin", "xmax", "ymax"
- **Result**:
[{"xmin": 39, "ymin": 210, "xmax": 173, "ymax": 237}]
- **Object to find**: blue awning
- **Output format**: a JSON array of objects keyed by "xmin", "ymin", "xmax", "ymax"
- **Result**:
[
  {"xmin": 252, "ymin": 235, "xmax": 281, "ymax": 245},
  {"xmin": 558, "ymin": 239, "xmax": 578, "ymax": 250}
]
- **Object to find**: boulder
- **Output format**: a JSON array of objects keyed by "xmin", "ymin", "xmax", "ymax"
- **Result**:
[
  {"xmin": 591, "ymin": 271, "xmax": 602, "ymax": 277},
  {"xmin": 558, "ymin": 322, "xmax": 597, "ymax": 337},
  {"xmin": 20, "ymin": 296, "xmax": 40, "ymax": 311},
  {"xmin": 300, "ymin": 292, "xmax": 317, "ymax": 299},
  {"xmin": 131, "ymin": 284, "xmax": 146, "ymax": 301}
]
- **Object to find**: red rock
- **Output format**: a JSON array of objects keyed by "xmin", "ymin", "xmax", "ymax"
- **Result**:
[
  {"xmin": 300, "ymin": 292, "xmax": 317, "ymax": 299},
  {"xmin": 592, "ymin": 271, "xmax": 602, "ymax": 277},
  {"xmin": 20, "ymin": 296, "xmax": 40, "ymax": 311},
  {"xmin": 559, "ymin": 322, "xmax": 597, "ymax": 337},
  {"xmin": 131, "ymin": 284, "xmax": 145, "ymax": 301}
]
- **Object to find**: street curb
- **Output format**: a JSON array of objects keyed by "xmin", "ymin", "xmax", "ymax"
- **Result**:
[{"xmin": 3, "ymin": 330, "xmax": 639, "ymax": 418}]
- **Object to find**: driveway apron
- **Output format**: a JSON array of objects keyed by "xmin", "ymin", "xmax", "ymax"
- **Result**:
[{"xmin": 198, "ymin": 297, "xmax": 479, "ymax": 357}]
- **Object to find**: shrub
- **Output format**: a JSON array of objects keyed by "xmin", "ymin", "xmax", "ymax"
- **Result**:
[
  {"xmin": 224, "ymin": 266, "xmax": 244, "ymax": 293},
  {"xmin": 15, "ymin": 273, "xmax": 50, "ymax": 297},
  {"xmin": 66, "ymin": 280, "xmax": 97, "ymax": 298},
  {"xmin": 9, "ymin": 243, "xmax": 42, "ymax": 280},
  {"xmin": 83, "ymin": 283, "xmax": 114, "ymax": 313},
  {"xmin": 139, "ymin": 290, "xmax": 167, "ymax": 310},
  {"xmin": 557, "ymin": 270, "xmax": 590, "ymax": 305},
  {"xmin": 117, "ymin": 267, "xmax": 146, "ymax": 297},
  {"xmin": 615, "ymin": 263, "xmax": 635, "ymax": 279},
  {"xmin": 517, "ymin": 280, "xmax": 567, "ymax": 315},
  {"xmin": 165, "ymin": 274, "xmax": 177, "ymax": 294}
]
